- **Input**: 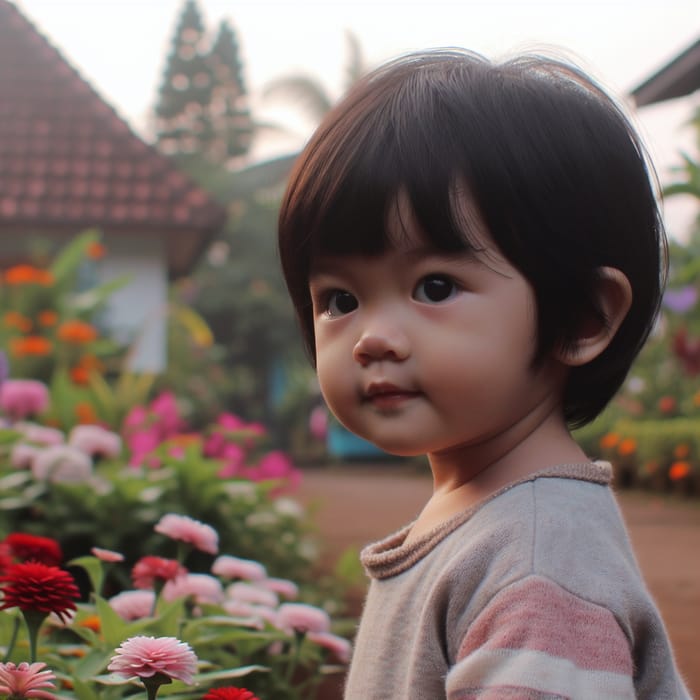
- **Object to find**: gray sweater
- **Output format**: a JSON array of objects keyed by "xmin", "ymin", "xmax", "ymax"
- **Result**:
[{"xmin": 345, "ymin": 462, "xmax": 691, "ymax": 699}]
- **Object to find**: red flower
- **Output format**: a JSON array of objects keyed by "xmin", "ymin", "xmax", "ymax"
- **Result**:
[
  {"xmin": 0, "ymin": 562, "xmax": 80, "ymax": 623},
  {"xmin": 3, "ymin": 534, "xmax": 63, "ymax": 566},
  {"xmin": 203, "ymin": 688, "xmax": 260, "ymax": 700},
  {"xmin": 132, "ymin": 556, "xmax": 186, "ymax": 590}
]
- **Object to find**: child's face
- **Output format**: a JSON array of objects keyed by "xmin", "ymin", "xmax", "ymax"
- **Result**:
[{"xmin": 307, "ymin": 211, "xmax": 565, "ymax": 459}]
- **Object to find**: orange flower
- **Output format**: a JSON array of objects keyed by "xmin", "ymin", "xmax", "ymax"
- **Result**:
[
  {"xmin": 86, "ymin": 241, "xmax": 107, "ymax": 260},
  {"xmin": 78, "ymin": 614, "xmax": 101, "ymax": 632},
  {"xmin": 669, "ymin": 461, "xmax": 691, "ymax": 481},
  {"xmin": 673, "ymin": 443, "xmax": 690, "ymax": 459},
  {"xmin": 38, "ymin": 310, "xmax": 59, "ymax": 327},
  {"xmin": 57, "ymin": 320, "xmax": 98, "ymax": 344},
  {"xmin": 599, "ymin": 432, "xmax": 619, "ymax": 450},
  {"xmin": 70, "ymin": 366, "xmax": 90, "ymax": 385},
  {"xmin": 658, "ymin": 396, "xmax": 676, "ymax": 415},
  {"xmin": 644, "ymin": 461, "xmax": 659, "ymax": 475},
  {"xmin": 75, "ymin": 402, "xmax": 98, "ymax": 424},
  {"xmin": 9, "ymin": 336, "xmax": 52, "ymax": 357},
  {"xmin": 617, "ymin": 438, "xmax": 637, "ymax": 456},
  {"xmin": 3, "ymin": 311, "xmax": 32, "ymax": 333},
  {"xmin": 693, "ymin": 391, "xmax": 700, "ymax": 408},
  {"xmin": 3, "ymin": 264, "xmax": 54, "ymax": 286}
]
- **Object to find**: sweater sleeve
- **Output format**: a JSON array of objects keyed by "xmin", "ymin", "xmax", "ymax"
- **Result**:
[{"xmin": 445, "ymin": 575, "xmax": 636, "ymax": 699}]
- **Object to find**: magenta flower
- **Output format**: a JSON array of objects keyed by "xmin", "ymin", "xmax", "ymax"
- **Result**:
[
  {"xmin": 0, "ymin": 380, "xmax": 49, "ymax": 420},
  {"xmin": 149, "ymin": 392, "xmax": 184, "ymax": 437},
  {"xmin": 276, "ymin": 603, "xmax": 331, "ymax": 634},
  {"xmin": 31, "ymin": 445, "xmax": 92, "ymax": 483},
  {"xmin": 109, "ymin": 590, "xmax": 156, "ymax": 621},
  {"xmin": 108, "ymin": 635, "xmax": 198, "ymax": 685},
  {"xmin": 126, "ymin": 429, "xmax": 161, "ymax": 468},
  {"xmin": 211, "ymin": 555, "xmax": 267, "ymax": 582},
  {"xmin": 69, "ymin": 425, "xmax": 122, "ymax": 458},
  {"xmin": 154, "ymin": 514, "xmax": 218, "ymax": 554},
  {"xmin": 309, "ymin": 405, "xmax": 328, "ymax": 441},
  {"xmin": 0, "ymin": 661, "xmax": 57, "ymax": 699}
]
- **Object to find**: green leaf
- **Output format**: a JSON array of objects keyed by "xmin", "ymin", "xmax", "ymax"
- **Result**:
[
  {"xmin": 94, "ymin": 596, "xmax": 131, "ymax": 648},
  {"xmin": 67, "ymin": 556, "xmax": 103, "ymax": 596},
  {"xmin": 50, "ymin": 229, "xmax": 100, "ymax": 283}
]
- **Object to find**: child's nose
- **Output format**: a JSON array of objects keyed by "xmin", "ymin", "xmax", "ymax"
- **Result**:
[{"xmin": 352, "ymin": 325, "xmax": 410, "ymax": 366}]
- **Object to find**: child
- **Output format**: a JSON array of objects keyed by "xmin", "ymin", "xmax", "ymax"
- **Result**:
[{"xmin": 278, "ymin": 49, "xmax": 691, "ymax": 699}]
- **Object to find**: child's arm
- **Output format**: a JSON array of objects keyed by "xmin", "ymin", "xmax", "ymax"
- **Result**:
[{"xmin": 446, "ymin": 575, "xmax": 635, "ymax": 698}]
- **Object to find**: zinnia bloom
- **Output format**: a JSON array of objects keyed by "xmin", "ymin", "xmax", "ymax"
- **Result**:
[
  {"xmin": 226, "ymin": 582, "xmax": 278, "ymax": 608},
  {"xmin": 9, "ymin": 336, "xmax": 52, "ymax": 358},
  {"xmin": 0, "ymin": 660, "xmax": 57, "ymax": 699},
  {"xmin": 31, "ymin": 445, "xmax": 92, "ymax": 483},
  {"xmin": 69, "ymin": 424, "xmax": 122, "ymax": 458},
  {"xmin": 0, "ymin": 561, "xmax": 79, "ymax": 623},
  {"xmin": 3, "ymin": 533, "xmax": 62, "ymax": 566},
  {"xmin": 211, "ymin": 555, "xmax": 266, "ymax": 582},
  {"xmin": 57, "ymin": 320, "xmax": 98, "ymax": 344},
  {"xmin": 16, "ymin": 422, "xmax": 64, "ymax": 447},
  {"xmin": 132, "ymin": 556, "xmax": 186, "ymax": 590},
  {"xmin": 0, "ymin": 380, "xmax": 50, "ymax": 419},
  {"xmin": 109, "ymin": 590, "xmax": 156, "ymax": 621},
  {"xmin": 91, "ymin": 547, "xmax": 124, "ymax": 563},
  {"xmin": 162, "ymin": 573, "xmax": 224, "ymax": 605},
  {"xmin": 275, "ymin": 603, "xmax": 331, "ymax": 634},
  {"xmin": 108, "ymin": 636, "xmax": 198, "ymax": 685},
  {"xmin": 308, "ymin": 631, "xmax": 353, "ymax": 663},
  {"xmin": 154, "ymin": 514, "xmax": 218, "ymax": 554},
  {"xmin": 3, "ymin": 265, "xmax": 53, "ymax": 286},
  {"xmin": 203, "ymin": 688, "xmax": 260, "ymax": 700}
]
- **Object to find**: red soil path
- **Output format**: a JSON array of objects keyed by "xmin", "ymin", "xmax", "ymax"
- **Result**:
[{"xmin": 297, "ymin": 463, "xmax": 700, "ymax": 697}]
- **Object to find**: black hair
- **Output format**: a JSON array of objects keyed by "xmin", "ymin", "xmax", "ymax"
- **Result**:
[{"xmin": 278, "ymin": 49, "xmax": 667, "ymax": 428}]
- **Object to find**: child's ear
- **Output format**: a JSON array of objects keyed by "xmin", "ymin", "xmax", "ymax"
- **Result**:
[{"xmin": 554, "ymin": 267, "xmax": 632, "ymax": 367}]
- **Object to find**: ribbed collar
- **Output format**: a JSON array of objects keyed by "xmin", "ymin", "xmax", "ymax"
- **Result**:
[{"xmin": 360, "ymin": 461, "xmax": 612, "ymax": 580}]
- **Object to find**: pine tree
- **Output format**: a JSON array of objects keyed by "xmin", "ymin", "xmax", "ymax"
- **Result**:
[
  {"xmin": 155, "ymin": 0, "xmax": 252, "ymax": 165},
  {"xmin": 206, "ymin": 20, "xmax": 254, "ymax": 165}
]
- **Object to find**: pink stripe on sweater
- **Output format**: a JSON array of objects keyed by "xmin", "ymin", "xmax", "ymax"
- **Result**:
[{"xmin": 457, "ymin": 576, "xmax": 633, "ymax": 675}]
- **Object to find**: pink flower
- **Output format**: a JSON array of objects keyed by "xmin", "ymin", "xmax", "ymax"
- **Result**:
[
  {"xmin": 91, "ymin": 547, "xmax": 124, "ymax": 563},
  {"xmin": 31, "ymin": 445, "xmax": 92, "ymax": 483},
  {"xmin": 308, "ymin": 631, "xmax": 352, "ymax": 663},
  {"xmin": 109, "ymin": 590, "xmax": 156, "ymax": 620},
  {"xmin": 162, "ymin": 573, "xmax": 224, "ymax": 605},
  {"xmin": 226, "ymin": 582, "xmax": 278, "ymax": 608},
  {"xmin": 0, "ymin": 380, "xmax": 49, "ymax": 420},
  {"xmin": 10, "ymin": 443, "xmax": 41, "ymax": 469},
  {"xmin": 260, "ymin": 577, "xmax": 299, "ymax": 600},
  {"xmin": 16, "ymin": 423, "xmax": 64, "ymax": 446},
  {"xmin": 123, "ymin": 405, "xmax": 149, "ymax": 431},
  {"xmin": 69, "ymin": 425, "xmax": 122, "ymax": 458},
  {"xmin": 275, "ymin": 603, "xmax": 331, "ymax": 634},
  {"xmin": 216, "ymin": 443, "xmax": 246, "ymax": 478},
  {"xmin": 309, "ymin": 405, "xmax": 328, "ymax": 441},
  {"xmin": 126, "ymin": 429, "xmax": 161, "ymax": 468},
  {"xmin": 211, "ymin": 555, "xmax": 267, "ymax": 582},
  {"xmin": 0, "ymin": 660, "xmax": 57, "ymax": 699},
  {"xmin": 108, "ymin": 635, "xmax": 197, "ymax": 685},
  {"xmin": 149, "ymin": 392, "xmax": 184, "ymax": 437},
  {"xmin": 132, "ymin": 556, "xmax": 186, "ymax": 590},
  {"xmin": 154, "ymin": 514, "xmax": 218, "ymax": 554}
]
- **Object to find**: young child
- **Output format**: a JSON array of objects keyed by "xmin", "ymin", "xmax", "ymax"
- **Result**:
[{"xmin": 278, "ymin": 49, "xmax": 691, "ymax": 699}]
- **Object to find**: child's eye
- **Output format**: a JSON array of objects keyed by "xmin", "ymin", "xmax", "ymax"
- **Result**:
[
  {"xmin": 414, "ymin": 275, "xmax": 458, "ymax": 303},
  {"xmin": 325, "ymin": 290, "xmax": 359, "ymax": 317}
]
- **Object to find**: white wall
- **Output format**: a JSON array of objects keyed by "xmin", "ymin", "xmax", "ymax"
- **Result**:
[{"xmin": 99, "ymin": 234, "xmax": 168, "ymax": 372}]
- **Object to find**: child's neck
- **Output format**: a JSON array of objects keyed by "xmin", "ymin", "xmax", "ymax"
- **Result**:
[{"xmin": 406, "ymin": 403, "xmax": 587, "ymax": 544}]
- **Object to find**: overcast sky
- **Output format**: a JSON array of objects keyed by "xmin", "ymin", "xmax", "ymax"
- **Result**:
[{"xmin": 14, "ymin": 0, "xmax": 700, "ymax": 238}]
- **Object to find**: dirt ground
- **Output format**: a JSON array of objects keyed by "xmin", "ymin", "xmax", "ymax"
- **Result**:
[{"xmin": 297, "ymin": 463, "xmax": 700, "ymax": 697}]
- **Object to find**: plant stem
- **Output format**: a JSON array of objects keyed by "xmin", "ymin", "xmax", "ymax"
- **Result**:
[{"xmin": 2, "ymin": 611, "xmax": 20, "ymax": 661}]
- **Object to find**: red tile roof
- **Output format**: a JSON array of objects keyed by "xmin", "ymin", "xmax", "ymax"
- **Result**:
[{"xmin": 0, "ymin": 0, "xmax": 226, "ymax": 275}]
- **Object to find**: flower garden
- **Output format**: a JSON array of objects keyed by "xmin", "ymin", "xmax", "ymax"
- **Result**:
[
  {"xmin": 0, "ymin": 224, "xmax": 700, "ymax": 699},
  {"xmin": 0, "ymin": 234, "xmax": 351, "ymax": 698}
]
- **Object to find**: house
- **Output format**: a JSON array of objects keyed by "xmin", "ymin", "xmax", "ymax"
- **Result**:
[
  {"xmin": 631, "ymin": 36, "xmax": 700, "ymax": 106},
  {"xmin": 0, "ymin": 0, "xmax": 226, "ymax": 371}
]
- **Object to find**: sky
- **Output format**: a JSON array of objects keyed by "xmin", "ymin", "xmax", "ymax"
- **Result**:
[{"xmin": 13, "ymin": 0, "xmax": 700, "ymax": 238}]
